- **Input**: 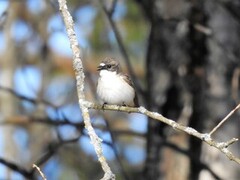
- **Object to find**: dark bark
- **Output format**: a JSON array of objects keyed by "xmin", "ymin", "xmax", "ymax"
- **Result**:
[
  {"xmin": 187, "ymin": 1, "xmax": 208, "ymax": 179},
  {"xmin": 139, "ymin": 1, "xmax": 189, "ymax": 179}
]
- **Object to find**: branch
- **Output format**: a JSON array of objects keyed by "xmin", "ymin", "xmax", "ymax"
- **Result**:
[
  {"xmin": 58, "ymin": 0, "xmax": 115, "ymax": 179},
  {"xmin": 86, "ymin": 102, "xmax": 240, "ymax": 165},
  {"xmin": 109, "ymin": 0, "xmax": 118, "ymax": 17},
  {"xmin": 0, "ymin": 125, "xmax": 80, "ymax": 179},
  {"xmin": 0, "ymin": 86, "xmax": 57, "ymax": 108},
  {"xmin": 209, "ymin": 103, "xmax": 240, "ymax": 136},
  {"xmin": 33, "ymin": 164, "xmax": 47, "ymax": 180},
  {"xmin": 99, "ymin": 0, "xmax": 144, "ymax": 97},
  {"xmin": 0, "ymin": 116, "xmax": 83, "ymax": 128},
  {"xmin": 0, "ymin": 158, "xmax": 32, "ymax": 178},
  {"xmin": 32, "ymin": 137, "xmax": 80, "ymax": 179}
]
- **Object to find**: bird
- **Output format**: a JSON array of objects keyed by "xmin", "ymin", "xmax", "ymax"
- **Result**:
[{"xmin": 97, "ymin": 57, "xmax": 139, "ymax": 107}]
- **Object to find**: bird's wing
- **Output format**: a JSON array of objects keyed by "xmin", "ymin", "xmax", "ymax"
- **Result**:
[
  {"xmin": 119, "ymin": 73, "xmax": 134, "ymax": 86},
  {"xmin": 119, "ymin": 73, "xmax": 139, "ymax": 107}
]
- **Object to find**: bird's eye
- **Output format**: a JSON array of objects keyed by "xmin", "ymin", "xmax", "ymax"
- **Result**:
[{"xmin": 107, "ymin": 65, "xmax": 112, "ymax": 68}]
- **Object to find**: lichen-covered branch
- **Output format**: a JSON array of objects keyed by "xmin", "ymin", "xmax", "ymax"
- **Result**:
[
  {"xmin": 57, "ymin": 0, "xmax": 115, "ymax": 179},
  {"xmin": 86, "ymin": 102, "xmax": 240, "ymax": 165}
]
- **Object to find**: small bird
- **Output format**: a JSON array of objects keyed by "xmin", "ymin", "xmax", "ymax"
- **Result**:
[{"xmin": 97, "ymin": 57, "xmax": 139, "ymax": 107}]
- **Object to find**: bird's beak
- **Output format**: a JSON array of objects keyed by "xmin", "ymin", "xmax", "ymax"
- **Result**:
[{"xmin": 97, "ymin": 65, "xmax": 103, "ymax": 71}]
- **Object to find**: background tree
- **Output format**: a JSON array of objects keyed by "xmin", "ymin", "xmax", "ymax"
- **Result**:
[{"xmin": 0, "ymin": 0, "xmax": 239, "ymax": 179}]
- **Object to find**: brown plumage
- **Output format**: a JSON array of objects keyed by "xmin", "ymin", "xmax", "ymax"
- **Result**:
[{"xmin": 97, "ymin": 57, "xmax": 139, "ymax": 107}]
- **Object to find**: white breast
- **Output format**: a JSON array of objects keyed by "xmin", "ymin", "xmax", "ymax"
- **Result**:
[{"xmin": 97, "ymin": 70, "xmax": 135, "ymax": 106}]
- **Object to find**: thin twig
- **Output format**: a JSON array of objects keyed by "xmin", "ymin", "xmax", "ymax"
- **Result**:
[
  {"xmin": 58, "ymin": 0, "xmax": 115, "ymax": 179},
  {"xmin": 194, "ymin": 23, "xmax": 212, "ymax": 36},
  {"xmin": 0, "ymin": 137, "xmax": 79, "ymax": 179},
  {"xmin": 99, "ymin": 0, "xmax": 144, "ymax": 97},
  {"xmin": 33, "ymin": 164, "xmax": 47, "ymax": 180},
  {"xmin": 32, "ymin": 138, "xmax": 80, "ymax": 176},
  {"xmin": 209, "ymin": 103, "xmax": 240, "ymax": 136}
]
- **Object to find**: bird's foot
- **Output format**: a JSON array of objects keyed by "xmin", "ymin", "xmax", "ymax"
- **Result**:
[
  {"xmin": 102, "ymin": 103, "xmax": 107, "ymax": 110},
  {"xmin": 122, "ymin": 103, "xmax": 127, "ymax": 107}
]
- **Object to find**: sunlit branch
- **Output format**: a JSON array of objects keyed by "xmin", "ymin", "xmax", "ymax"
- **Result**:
[
  {"xmin": 33, "ymin": 164, "xmax": 47, "ymax": 180},
  {"xmin": 87, "ymin": 102, "xmax": 240, "ymax": 165},
  {"xmin": 58, "ymin": 0, "xmax": 115, "ymax": 179}
]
